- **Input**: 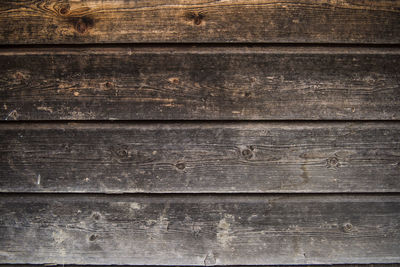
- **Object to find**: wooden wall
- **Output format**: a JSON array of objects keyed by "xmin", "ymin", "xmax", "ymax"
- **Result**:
[{"xmin": 0, "ymin": 0, "xmax": 399, "ymax": 266}]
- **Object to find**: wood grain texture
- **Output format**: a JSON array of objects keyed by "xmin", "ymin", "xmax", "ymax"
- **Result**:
[
  {"xmin": 3, "ymin": 266, "xmax": 400, "ymax": 267},
  {"xmin": 0, "ymin": 194, "xmax": 399, "ymax": 265},
  {"xmin": 2, "ymin": 266, "xmax": 400, "ymax": 267},
  {"xmin": 1, "ymin": 46, "xmax": 399, "ymax": 120},
  {"xmin": 1, "ymin": 122, "xmax": 399, "ymax": 193},
  {"xmin": 0, "ymin": 0, "xmax": 400, "ymax": 44}
]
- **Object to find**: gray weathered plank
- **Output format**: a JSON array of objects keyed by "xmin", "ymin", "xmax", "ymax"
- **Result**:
[
  {"xmin": 0, "ymin": 0, "xmax": 399, "ymax": 44},
  {"xmin": 0, "ymin": 194, "xmax": 399, "ymax": 265},
  {"xmin": 1, "ymin": 266, "xmax": 400, "ymax": 267},
  {"xmin": 1, "ymin": 122, "xmax": 399, "ymax": 193},
  {"xmin": 1, "ymin": 46, "xmax": 399, "ymax": 120},
  {"xmin": 2, "ymin": 266, "xmax": 399, "ymax": 267}
]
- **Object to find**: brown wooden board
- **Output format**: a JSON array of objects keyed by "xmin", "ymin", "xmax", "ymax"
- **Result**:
[
  {"xmin": 0, "ymin": 0, "xmax": 399, "ymax": 44},
  {"xmin": 0, "ymin": 194, "xmax": 399, "ymax": 265},
  {"xmin": 1, "ymin": 122, "xmax": 399, "ymax": 193},
  {"xmin": 1, "ymin": 46, "xmax": 399, "ymax": 120}
]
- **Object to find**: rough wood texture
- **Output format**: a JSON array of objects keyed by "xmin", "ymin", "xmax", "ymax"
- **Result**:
[
  {"xmin": 2, "ymin": 266, "xmax": 399, "ymax": 267},
  {"xmin": 0, "ymin": 194, "xmax": 399, "ymax": 265},
  {"xmin": 3, "ymin": 266, "xmax": 400, "ymax": 267},
  {"xmin": 0, "ymin": 0, "xmax": 400, "ymax": 44},
  {"xmin": 1, "ymin": 122, "xmax": 399, "ymax": 193},
  {"xmin": 1, "ymin": 46, "xmax": 399, "ymax": 120}
]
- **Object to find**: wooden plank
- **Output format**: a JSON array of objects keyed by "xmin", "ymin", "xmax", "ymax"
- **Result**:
[
  {"xmin": 0, "ymin": 0, "xmax": 399, "ymax": 44},
  {"xmin": 0, "ymin": 194, "xmax": 399, "ymax": 265},
  {"xmin": 1, "ymin": 122, "xmax": 399, "ymax": 193},
  {"xmin": 2, "ymin": 266, "xmax": 400, "ymax": 267},
  {"xmin": 1, "ymin": 46, "xmax": 399, "ymax": 120}
]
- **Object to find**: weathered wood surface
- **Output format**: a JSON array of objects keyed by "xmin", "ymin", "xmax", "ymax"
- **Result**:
[
  {"xmin": 1, "ymin": 46, "xmax": 399, "ymax": 120},
  {"xmin": 2, "ymin": 266, "xmax": 400, "ymax": 267},
  {"xmin": 0, "ymin": 0, "xmax": 400, "ymax": 44},
  {"xmin": 4, "ymin": 266, "xmax": 399, "ymax": 267},
  {"xmin": 0, "ymin": 194, "xmax": 399, "ymax": 265},
  {"xmin": 1, "ymin": 122, "xmax": 399, "ymax": 193}
]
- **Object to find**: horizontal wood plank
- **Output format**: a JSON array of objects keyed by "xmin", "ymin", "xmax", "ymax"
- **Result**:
[
  {"xmin": 0, "ymin": 194, "xmax": 399, "ymax": 265},
  {"xmin": 0, "ymin": 0, "xmax": 399, "ymax": 44},
  {"xmin": 3, "ymin": 266, "xmax": 400, "ymax": 267},
  {"xmin": 1, "ymin": 46, "xmax": 400, "ymax": 120},
  {"xmin": 1, "ymin": 122, "xmax": 399, "ymax": 193}
]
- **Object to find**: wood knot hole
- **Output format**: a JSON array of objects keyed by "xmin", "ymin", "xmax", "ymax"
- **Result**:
[
  {"xmin": 15, "ymin": 72, "xmax": 24, "ymax": 80},
  {"xmin": 187, "ymin": 12, "xmax": 205, "ymax": 25},
  {"xmin": 116, "ymin": 148, "xmax": 128, "ymax": 158},
  {"xmin": 241, "ymin": 146, "xmax": 255, "ymax": 160},
  {"xmin": 326, "ymin": 157, "xmax": 339, "ymax": 168},
  {"xmin": 74, "ymin": 17, "xmax": 94, "ymax": 34},
  {"xmin": 176, "ymin": 162, "xmax": 186, "ymax": 170},
  {"xmin": 342, "ymin": 223, "xmax": 353, "ymax": 233},
  {"xmin": 59, "ymin": 5, "xmax": 70, "ymax": 15},
  {"xmin": 76, "ymin": 21, "xmax": 87, "ymax": 34},
  {"xmin": 105, "ymin": 82, "xmax": 113, "ymax": 89}
]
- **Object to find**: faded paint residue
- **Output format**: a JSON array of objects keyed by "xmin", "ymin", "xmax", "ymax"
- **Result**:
[
  {"xmin": 217, "ymin": 214, "xmax": 234, "ymax": 248},
  {"xmin": 37, "ymin": 106, "xmax": 53, "ymax": 113},
  {"xmin": 204, "ymin": 251, "xmax": 216, "ymax": 266},
  {"xmin": 162, "ymin": 103, "xmax": 184, "ymax": 107},
  {"xmin": 130, "ymin": 202, "xmax": 141, "ymax": 210},
  {"xmin": 52, "ymin": 229, "xmax": 68, "ymax": 258},
  {"xmin": 300, "ymin": 163, "xmax": 309, "ymax": 185},
  {"xmin": 5, "ymin": 109, "xmax": 19, "ymax": 120},
  {"xmin": 52, "ymin": 229, "xmax": 68, "ymax": 245}
]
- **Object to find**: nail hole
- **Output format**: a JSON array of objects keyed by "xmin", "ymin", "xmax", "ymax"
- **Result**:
[{"xmin": 89, "ymin": 234, "xmax": 97, "ymax": 241}]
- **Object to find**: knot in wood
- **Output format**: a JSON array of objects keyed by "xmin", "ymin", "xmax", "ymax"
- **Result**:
[
  {"xmin": 342, "ymin": 222, "xmax": 353, "ymax": 233},
  {"xmin": 92, "ymin": 213, "xmax": 100, "ymax": 220},
  {"xmin": 15, "ymin": 72, "xmax": 24, "ymax": 80},
  {"xmin": 326, "ymin": 157, "xmax": 340, "ymax": 168},
  {"xmin": 76, "ymin": 20, "xmax": 87, "ymax": 34},
  {"xmin": 241, "ymin": 146, "xmax": 255, "ymax": 160},
  {"xmin": 105, "ymin": 82, "xmax": 113, "ymax": 89},
  {"xmin": 176, "ymin": 162, "xmax": 186, "ymax": 170},
  {"xmin": 116, "ymin": 148, "xmax": 129, "ymax": 158},
  {"xmin": 59, "ymin": 5, "xmax": 70, "ymax": 15},
  {"xmin": 74, "ymin": 17, "xmax": 94, "ymax": 34},
  {"xmin": 187, "ymin": 11, "xmax": 205, "ymax": 25}
]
